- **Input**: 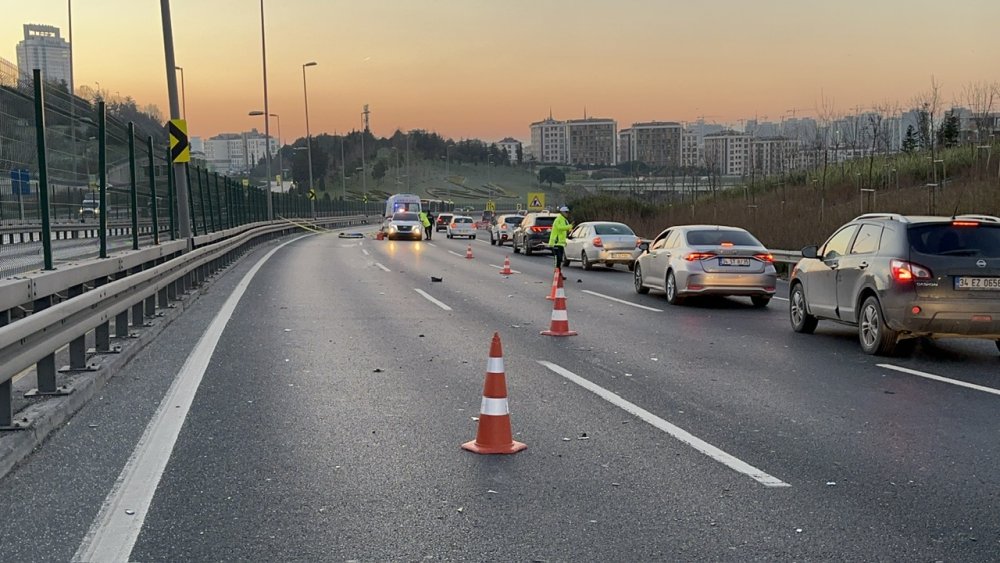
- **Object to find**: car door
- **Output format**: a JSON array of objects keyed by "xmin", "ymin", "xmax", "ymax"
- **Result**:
[
  {"xmin": 646, "ymin": 230, "xmax": 678, "ymax": 289},
  {"xmin": 565, "ymin": 225, "xmax": 587, "ymax": 261},
  {"xmin": 808, "ymin": 225, "xmax": 859, "ymax": 319},
  {"xmin": 836, "ymin": 223, "xmax": 883, "ymax": 322}
]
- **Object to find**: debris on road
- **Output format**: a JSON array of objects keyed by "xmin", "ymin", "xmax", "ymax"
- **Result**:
[
  {"xmin": 431, "ymin": 276, "xmax": 443, "ymax": 282},
  {"xmin": 578, "ymin": 433, "xmax": 589, "ymax": 440},
  {"xmin": 373, "ymin": 368, "xmax": 384, "ymax": 373}
]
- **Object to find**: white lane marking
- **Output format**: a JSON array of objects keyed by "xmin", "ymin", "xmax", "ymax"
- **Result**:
[
  {"xmin": 414, "ymin": 288, "xmax": 453, "ymax": 311},
  {"xmin": 74, "ymin": 234, "xmax": 312, "ymax": 563},
  {"xmin": 488, "ymin": 264, "xmax": 522, "ymax": 274},
  {"xmin": 362, "ymin": 249, "xmax": 370, "ymax": 256},
  {"xmin": 447, "ymin": 250, "xmax": 465, "ymax": 258},
  {"xmin": 375, "ymin": 262, "xmax": 391, "ymax": 272},
  {"xmin": 772, "ymin": 296, "xmax": 788, "ymax": 302},
  {"xmin": 426, "ymin": 242, "xmax": 437, "ymax": 247},
  {"xmin": 537, "ymin": 361, "xmax": 791, "ymax": 488},
  {"xmin": 581, "ymin": 289, "xmax": 664, "ymax": 312},
  {"xmin": 878, "ymin": 364, "xmax": 1000, "ymax": 397}
]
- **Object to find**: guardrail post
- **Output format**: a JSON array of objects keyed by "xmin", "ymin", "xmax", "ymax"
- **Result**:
[
  {"xmin": 61, "ymin": 284, "xmax": 96, "ymax": 372},
  {"xmin": 0, "ymin": 308, "xmax": 14, "ymax": 429},
  {"xmin": 32, "ymin": 70, "xmax": 54, "ymax": 271},
  {"xmin": 166, "ymin": 146, "xmax": 177, "ymax": 240},
  {"xmin": 223, "ymin": 177, "xmax": 233, "ymax": 229},
  {"xmin": 130, "ymin": 266, "xmax": 148, "ymax": 329},
  {"xmin": 26, "ymin": 296, "xmax": 72, "ymax": 397},
  {"xmin": 204, "ymin": 168, "xmax": 215, "ymax": 232},
  {"xmin": 185, "ymin": 164, "xmax": 197, "ymax": 236},
  {"xmin": 147, "ymin": 136, "xmax": 160, "ymax": 245},
  {"xmin": 128, "ymin": 122, "xmax": 140, "ymax": 251},
  {"xmin": 98, "ymin": 101, "xmax": 108, "ymax": 259},
  {"xmin": 213, "ymin": 172, "xmax": 224, "ymax": 231},
  {"xmin": 115, "ymin": 292, "xmax": 131, "ymax": 339}
]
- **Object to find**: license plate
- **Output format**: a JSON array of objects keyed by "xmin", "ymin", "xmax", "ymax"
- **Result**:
[
  {"xmin": 719, "ymin": 258, "xmax": 750, "ymax": 266},
  {"xmin": 613, "ymin": 252, "xmax": 631, "ymax": 259},
  {"xmin": 955, "ymin": 277, "xmax": 1000, "ymax": 290}
]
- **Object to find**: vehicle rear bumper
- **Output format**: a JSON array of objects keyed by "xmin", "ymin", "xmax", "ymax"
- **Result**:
[
  {"xmin": 680, "ymin": 272, "xmax": 777, "ymax": 296},
  {"xmin": 885, "ymin": 300, "xmax": 1000, "ymax": 337},
  {"xmin": 524, "ymin": 236, "xmax": 551, "ymax": 251},
  {"xmin": 597, "ymin": 249, "xmax": 638, "ymax": 264}
]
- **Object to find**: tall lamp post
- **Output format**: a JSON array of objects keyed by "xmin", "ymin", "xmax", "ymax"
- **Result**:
[
  {"xmin": 249, "ymin": 111, "xmax": 281, "ymax": 191},
  {"xmin": 174, "ymin": 66, "xmax": 186, "ymax": 118},
  {"xmin": 302, "ymin": 61, "xmax": 317, "ymax": 216},
  {"xmin": 258, "ymin": 0, "xmax": 273, "ymax": 219}
]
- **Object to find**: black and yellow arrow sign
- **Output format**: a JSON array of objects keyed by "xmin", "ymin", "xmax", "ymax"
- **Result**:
[
  {"xmin": 307, "ymin": 189, "xmax": 317, "ymax": 200},
  {"xmin": 168, "ymin": 119, "xmax": 190, "ymax": 163}
]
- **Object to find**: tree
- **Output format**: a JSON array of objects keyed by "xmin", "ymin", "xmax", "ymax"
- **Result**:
[
  {"xmin": 515, "ymin": 144, "xmax": 523, "ymax": 165},
  {"xmin": 902, "ymin": 125, "xmax": 919, "ymax": 154},
  {"xmin": 911, "ymin": 76, "xmax": 942, "ymax": 159},
  {"xmin": 538, "ymin": 166, "xmax": 566, "ymax": 188},
  {"xmin": 961, "ymin": 80, "xmax": 999, "ymax": 145},
  {"xmin": 937, "ymin": 111, "xmax": 961, "ymax": 148},
  {"xmin": 371, "ymin": 159, "xmax": 388, "ymax": 185}
]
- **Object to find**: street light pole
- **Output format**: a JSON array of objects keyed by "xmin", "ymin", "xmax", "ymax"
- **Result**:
[
  {"xmin": 259, "ymin": 0, "xmax": 273, "ymax": 219},
  {"xmin": 249, "ymin": 111, "xmax": 280, "ymax": 191},
  {"xmin": 175, "ymin": 66, "xmax": 186, "ymax": 119},
  {"xmin": 302, "ymin": 61, "xmax": 317, "ymax": 216},
  {"xmin": 158, "ymin": 0, "xmax": 192, "ymax": 239}
]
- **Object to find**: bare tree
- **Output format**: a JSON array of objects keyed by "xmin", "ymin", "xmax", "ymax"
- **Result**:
[
  {"xmin": 815, "ymin": 92, "xmax": 838, "ymax": 225},
  {"xmin": 912, "ymin": 76, "xmax": 943, "ymax": 161},
  {"xmin": 961, "ymin": 80, "xmax": 998, "ymax": 149}
]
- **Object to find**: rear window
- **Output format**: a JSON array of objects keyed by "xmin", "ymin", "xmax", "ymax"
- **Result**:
[
  {"xmin": 532, "ymin": 216, "xmax": 556, "ymax": 226},
  {"xmin": 908, "ymin": 224, "xmax": 1000, "ymax": 257},
  {"xmin": 594, "ymin": 223, "xmax": 634, "ymax": 236},
  {"xmin": 686, "ymin": 229, "xmax": 760, "ymax": 247},
  {"xmin": 455, "ymin": 217, "xmax": 473, "ymax": 223},
  {"xmin": 504, "ymin": 216, "xmax": 523, "ymax": 225},
  {"xmin": 393, "ymin": 212, "xmax": 419, "ymax": 221}
]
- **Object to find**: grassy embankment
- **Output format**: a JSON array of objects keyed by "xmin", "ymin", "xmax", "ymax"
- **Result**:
[{"xmin": 569, "ymin": 144, "xmax": 1000, "ymax": 250}]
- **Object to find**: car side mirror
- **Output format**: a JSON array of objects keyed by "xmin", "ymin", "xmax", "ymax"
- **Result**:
[
  {"xmin": 639, "ymin": 241, "xmax": 650, "ymax": 253},
  {"xmin": 801, "ymin": 245, "xmax": 818, "ymax": 259}
]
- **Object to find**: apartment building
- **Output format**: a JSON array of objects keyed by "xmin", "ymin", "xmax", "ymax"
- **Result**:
[
  {"xmin": 703, "ymin": 131, "xmax": 751, "ymax": 176},
  {"xmin": 16, "ymin": 24, "xmax": 71, "ymax": 88},
  {"xmin": 750, "ymin": 137, "xmax": 800, "ymax": 176},
  {"xmin": 203, "ymin": 129, "xmax": 278, "ymax": 174},
  {"xmin": 629, "ymin": 121, "xmax": 681, "ymax": 168},
  {"xmin": 496, "ymin": 137, "xmax": 522, "ymax": 163},
  {"xmin": 681, "ymin": 130, "xmax": 701, "ymax": 168},
  {"xmin": 565, "ymin": 118, "xmax": 617, "ymax": 166},
  {"xmin": 618, "ymin": 129, "xmax": 633, "ymax": 163},
  {"xmin": 529, "ymin": 117, "xmax": 567, "ymax": 164}
]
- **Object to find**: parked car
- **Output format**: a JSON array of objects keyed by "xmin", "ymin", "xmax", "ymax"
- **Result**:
[
  {"xmin": 447, "ymin": 215, "xmax": 477, "ymax": 239},
  {"xmin": 563, "ymin": 221, "xmax": 640, "ymax": 270},
  {"xmin": 490, "ymin": 214, "xmax": 524, "ymax": 246},
  {"xmin": 634, "ymin": 225, "xmax": 776, "ymax": 307},
  {"xmin": 435, "ymin": 213, "xmax": 454, "ymax": 232},
  {"xmin": 512, "ymin": 212, "xmax": 558, "ymax": 256},
  {"xmin": 384, "ymin": 211, "xmax": 424, "ymax": 241},
  {"xmin": 79, "ymin": 196, "xmax": 101, "ymax": 221},
  {"xmin": 789, "ymin": 213, "xmax": 1000, "ymax": 356}
]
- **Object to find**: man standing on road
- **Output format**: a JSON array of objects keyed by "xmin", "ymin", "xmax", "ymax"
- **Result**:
[
  {"xmin": 419, "ymin": 210, "xmax": 433, "ymax": 241},
  {"xmin": 549, "ymin": 206, "xmax": 573, "ymax": 278},
  {"xmin": 426, "ymin": 211, "xmax": 435, "ymax": 240}
]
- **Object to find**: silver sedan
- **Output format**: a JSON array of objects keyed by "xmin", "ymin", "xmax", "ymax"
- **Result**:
[
  {"xmin": 633, "ymin": 225, "xmax": 777, "ymax": 307},
  {"xmin": 563, "ymin": 221, "xmax": 639, "ymax": 270}
]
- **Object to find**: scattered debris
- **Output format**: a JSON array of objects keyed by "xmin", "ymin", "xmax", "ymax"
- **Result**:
[
  {"xmin": 562, "ymin": 437, "xmax": 571, "ymax": 442},
  {"xmin": 373, "ymin": 368, "xmax": 384, "ymax": 373},
  {"xmin": 624, "ymin": 373, "xmax": 633, "ymax": 377},
  {"xmin": 487, "ymin": 490, "xmax": 498, "ymax": 494},
  {"xmin": 431, "ymin": 276, "xmax": 443, "ymax": 282},
  {"xmin": 283, "ymin": 329, "xmax": 292, "ymax": 332},
  {"xmin": 419, "ymin": 334, "xmax": 425, "ymax": 338},
  {"xmin": 457, "ymin": 507, "xmax": 464, "ymax": 513},
  {"xmin": 510, "ymin": 324, "xmax": 521, "ymax": 328},
  {"xmin": 577, "ymin": 279, "xmax": 583, "ymax": 283},
  {"xmin": 578, "ymin": 432, "xmax": 589, "ymax": 440},
  {"xmin": 471, "ymin": 417, "xmax": 479, "ymax": 422},
  {"xmin": 826, "ymin": 481, "xmax": 837, "ymax": 486},
  {"xmin": 125, "ymin": 509, "xmax": 135, "ymax": 516},
  {"xmin": 611, "ymin": 482, "xmax": 621, "ymax": 487},
  {"xmin": 88, "ymin": 424, "xmax": 98, "ymax": 429},
  {"xmin": 795, "ymin": 528, "xmax": 803, "ymax": 533}
]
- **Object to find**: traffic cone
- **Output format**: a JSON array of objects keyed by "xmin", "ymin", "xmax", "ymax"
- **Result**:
[
  {"xmin": 465, "ymin": 244, "xmax": 474, "ymax": 259},
  {"xmin": 545, "ymin": 267, "xmax": 561, "ymax": 300},
  {"xmin": 462, "ymin": 332, "xmax": 527, "ymax": 455},
  {"xmin": 541, "ymin": 274, "xmax": 577, "ymax": 337},
  {"xmin": 498, "ymin": 255, "xmax": 514, "ymax": 275}
]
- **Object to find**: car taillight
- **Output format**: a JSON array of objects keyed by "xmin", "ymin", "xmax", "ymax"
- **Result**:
[
  {"xmin": 530, "ymin": 226, "xmax": 550, "ymax": 233},
  {"xmin": 754, "ymin": 252, "xmax": 774, "ymax": 263},
  {"xmin": 635, "ymin": 239, "xmax": 643, "ymax": 248},
  {"xmin": 952, "ymin": 221, "xmax": 979, "ymax": 227},
  {"xmin": 685, "ymin": 252, "xmax": 717, "ymax": 261},
  {"xmin": 890, "ymin": 259, "xmax": 932, "ymax": 282},
  {"xmin": 592, "ymin": 237, "xmax": 603, "ymax": 247},
  {"xmin": 501, "ymin": 224, "xmax": 507, "ymax": 230},
  {"xmin": 450, "ymin": 222, "xmax": 457, "ymax": 228}
]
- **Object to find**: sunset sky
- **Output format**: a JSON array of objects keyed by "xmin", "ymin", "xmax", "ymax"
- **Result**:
[{"xmin": 2, "ymin": 0, "xmax": 998, "ymax": 144}]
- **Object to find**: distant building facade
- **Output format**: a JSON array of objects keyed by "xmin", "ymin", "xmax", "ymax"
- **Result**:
[
  {"xmin": 750, "ymin": 137, "xmax": 800, "ymax": 176},
  {"xmin": 681, "ymin": 130, "xmax": 701, "ymax": 168},
  {"xmin": 496, "ymin": 137, "xmax": 522, "ymax": 163},
  {"xmin": 16, "ymin": 24, "xmax": 71, "ymax": 88},
  {"xmin": 629, "ymin": 121, "xmax": 681, "ymax": 168},
  {"xmin": 203, "ymin": 129, "xmax": 278, "ymax": 174},
  {"xmin": 618, "ymin": 129, "xmax": 633, "ymax": 163},
  {"xmin": 565, "ymin": 118, "xmax": 616, "ymax": 166},
  {"xmin": 529, "ymin": 117, "xmax": 567, "ymax": 164},
  {"xmin": 704, "ymin": 131, "xmax": 750, "ymax": 176}
]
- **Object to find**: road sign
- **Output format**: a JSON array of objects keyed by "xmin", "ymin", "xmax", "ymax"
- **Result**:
[
  {"xmin": 242, "ymin": 178, "xmax": 250, "ymax": 187},
  {"xmin": 168, "ymin": 119, "xmax": 190, "ymax": 163},
  {"xmin": 9, "ymin": 169, "xmax": 30, "ymax": 196},
  {"xmin": 527, "ymin": 192, "xmax": 545, "ymax": 211},
  {"xmin": 485, "ymin": 200, "xmax": 496, "ymax": 212},
  {"xmin": 307, "ymin": 189, "xmax": 317, "ymax": 200}
]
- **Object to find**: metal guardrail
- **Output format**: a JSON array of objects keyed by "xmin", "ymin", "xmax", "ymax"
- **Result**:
[{"xmin": 0, "ymin": 215, "xmax": 372, "ymax": 430}]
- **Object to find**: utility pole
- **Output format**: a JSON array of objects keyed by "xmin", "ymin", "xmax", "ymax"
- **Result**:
[{"xmin": 159, "ymin": 0, "xmax": 192, "ymax": 239}]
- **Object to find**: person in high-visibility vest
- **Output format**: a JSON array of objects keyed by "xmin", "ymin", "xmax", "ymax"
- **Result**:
[
  {"xmin": 548, "ymin": 206, "xmax": 573, "ymax": 277},
  {"xmin": 419, "ymin": 210, "xmax": 432, "ymax": 240}
]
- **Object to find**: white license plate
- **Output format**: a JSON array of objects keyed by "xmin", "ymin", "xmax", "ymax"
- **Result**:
[
  {"xmin": 613, "ymin": 252, "xmax": 631, "ymax": 259},
  {"xmin": 955, "ymin": 277, "xmax": 1000, "ymax": 290},
  {"xmin": 719, "ymin": 258, "xmax": 751, "ymax": 266}
]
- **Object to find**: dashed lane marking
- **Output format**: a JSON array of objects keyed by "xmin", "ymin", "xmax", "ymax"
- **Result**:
[
  {"xmin": 362, "ymin": 249, "xmax": 370, "ymax": 256},
  {"xmin": 414, "ymin": 288, "xmax": 453, "ymax": 311},
  {"xmin": 375, "ymin": 262, "xmax": 391, "ymax": 272},
  {"xmin": 447, "ymin": 250, "xmax": 465, "ymax": 258},
  {"xmin": 537, "ymin": 361, "xmax": 791, "ymax": 488},
  {"xmin": 878, "ymin": 364, "xmax": 1000, "ymax": 397},
  {"xmin": 581, "ymin": 290, "xmax": 663, "ymax": 312},
  {"xmin": 488, "ymin": 264, "xmax": 522, "ymax": 274}
]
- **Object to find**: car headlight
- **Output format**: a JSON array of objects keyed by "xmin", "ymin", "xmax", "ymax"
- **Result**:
[{"xmin": 388, "ymin": 225, "xmax": 397, "ymax": 232}]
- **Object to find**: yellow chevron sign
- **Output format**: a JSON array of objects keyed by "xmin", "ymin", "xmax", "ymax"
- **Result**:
[{"xmin": 168, "ymin": 119, "xmax": 190, "ymax": 163}]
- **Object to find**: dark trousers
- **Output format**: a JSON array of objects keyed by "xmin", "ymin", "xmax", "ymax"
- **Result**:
[
  {"xmin": 552, "ymin": 245, "xmax": 565, "ymax": 270},
  {"xmin": 424, "ymin": 225, "xmax": 432, "ymax": 240}
]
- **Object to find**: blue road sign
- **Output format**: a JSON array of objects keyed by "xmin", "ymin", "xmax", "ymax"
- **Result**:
[{"xmin": 9, "ymin": 169, "xmax": 30, "ymax": 196}]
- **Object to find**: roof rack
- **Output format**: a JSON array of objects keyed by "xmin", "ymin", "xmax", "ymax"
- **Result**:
[
  {"xmin": 852, "ymin": 213, "xmax": 909, "ymax": 223},
  {"xmin": 954, "ymin": 214, "xmax": 1000, "ymax": 223}
]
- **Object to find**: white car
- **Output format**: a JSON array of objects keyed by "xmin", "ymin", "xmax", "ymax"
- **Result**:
[
  {"xmin": 384, "ymin": 211, "xmax": 424, "ymax": 240},
  {"xmin": 447, "ymin": 216, "xmax": 477, "ymax": 239}
]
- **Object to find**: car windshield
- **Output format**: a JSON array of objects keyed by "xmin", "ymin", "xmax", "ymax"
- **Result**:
[
  {"xmin": 533, "ymin": 216, "xmax": 556, "ymax": 226},
  {"xmin": 393, "ymin": 212, "xmax": 419, "ymax": 222},
  {"xmin": 455, "ymin": 217, "xmax": 473, "ymax": 223},
  {"xmin": 504, "ymin": 217, "xmax": 523, "ymax": 225},
  {"xmin": 686, "ymin": 229, "xmax": 760, "ymax": 246},
  {"xmin": 908, "ymin": 223, "xmax": 1000, "ymax": 257},
  {"xmin": 594, "ymin": 223, "xmax": 634, "ymax": 236}
]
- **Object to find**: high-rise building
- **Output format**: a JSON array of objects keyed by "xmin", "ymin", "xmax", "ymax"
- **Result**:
[
  {"xmin": 529, "ymin": 117, "xmax": 567, "ymax": 164},
  {"xmin": 618, "ymin": 128, "xmax": 633, "ymax": 163},
  {"xmin": 203, "ymin": 129, "xmax": 278, "ymax": 174},
  {"xmin": 704, "ymin": 131, "xmax": 750, "ymax": 176},
  {"xmin": 565, "ymin": 118, "xmax": 616, "ymax": 166},
  {"xmin": 15, "ymin": 24, "xmax": 71, "ymax": 88}
]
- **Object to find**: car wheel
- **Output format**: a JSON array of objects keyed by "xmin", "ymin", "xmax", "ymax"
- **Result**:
[
  {"xmin": 490, "ymin": 235, "xmax": 496, "ymax": 246},
  {"xmin": 665, "ymin": 270, "xmax": 683, "ymax": 305},
  {"xmin": 524, "ymin": 245, "xmax": 533, "ymax": 256},
  {"xmin": 472, "ymin": 235, "xmax": 477, "ymax": 240},
  {"xmin": 859, "ymin": 296, "xmax": 903, "ymax": 356},
  {"xmin": 996, "ymin": 340, "xmax": 1000, "ymax": 354},
  {"xmin": 789, "ymin": 283, "xmax": 818, "ymax": 334},
  {"xmin": 562, "ymin": 254, "xmax": 571, "ymax": 268},
  {"xmin": 513, "ymin": 239, "xmax": 521, "ymax": 254},
  {"xmin": 751, "ymin": 295, "xmax": 771, "ymax": 308},
  {"xmin": 628, "ymin": 261, "xmax": 635, "ymax": 272},
  {"xmin": 634, "ymin": 264, "xmax": 649, "ymax": 294},
  {"xmin": 581, "ymin": 251, "xmax": 593, "ymax": 270}
]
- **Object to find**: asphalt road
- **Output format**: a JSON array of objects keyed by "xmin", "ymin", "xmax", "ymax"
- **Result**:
[{"xmin": 2, "ymin": 226, "xmax": 999, "ymax": 561}]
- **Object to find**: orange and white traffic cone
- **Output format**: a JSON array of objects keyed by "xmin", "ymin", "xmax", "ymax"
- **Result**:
[
  {"xmin": 465, "ymin": 244, "xmax": 474, "ymax": 259},
  {"xmin": 462, "ymin": 332, "xmax": 527, "ymax": 455},
  {"xmin": 541, "ymin": 274, "xmax": 577, "ymax": 337},
  {"xmin": 498, "ymin": 255, "xmax": 514, "ymax": 275},
  {"xmin": 545, "ymin": 267, "xmax": 561, "ymax": 300}
]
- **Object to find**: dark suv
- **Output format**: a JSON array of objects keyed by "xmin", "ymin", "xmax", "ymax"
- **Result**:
[
  {"xmin": 512, "ymin": 213, "xmax": 557, "ymax": 256},
  {"xmin": 789, "ymin": 213, "xmax": 1000, "ymax": 355}
]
